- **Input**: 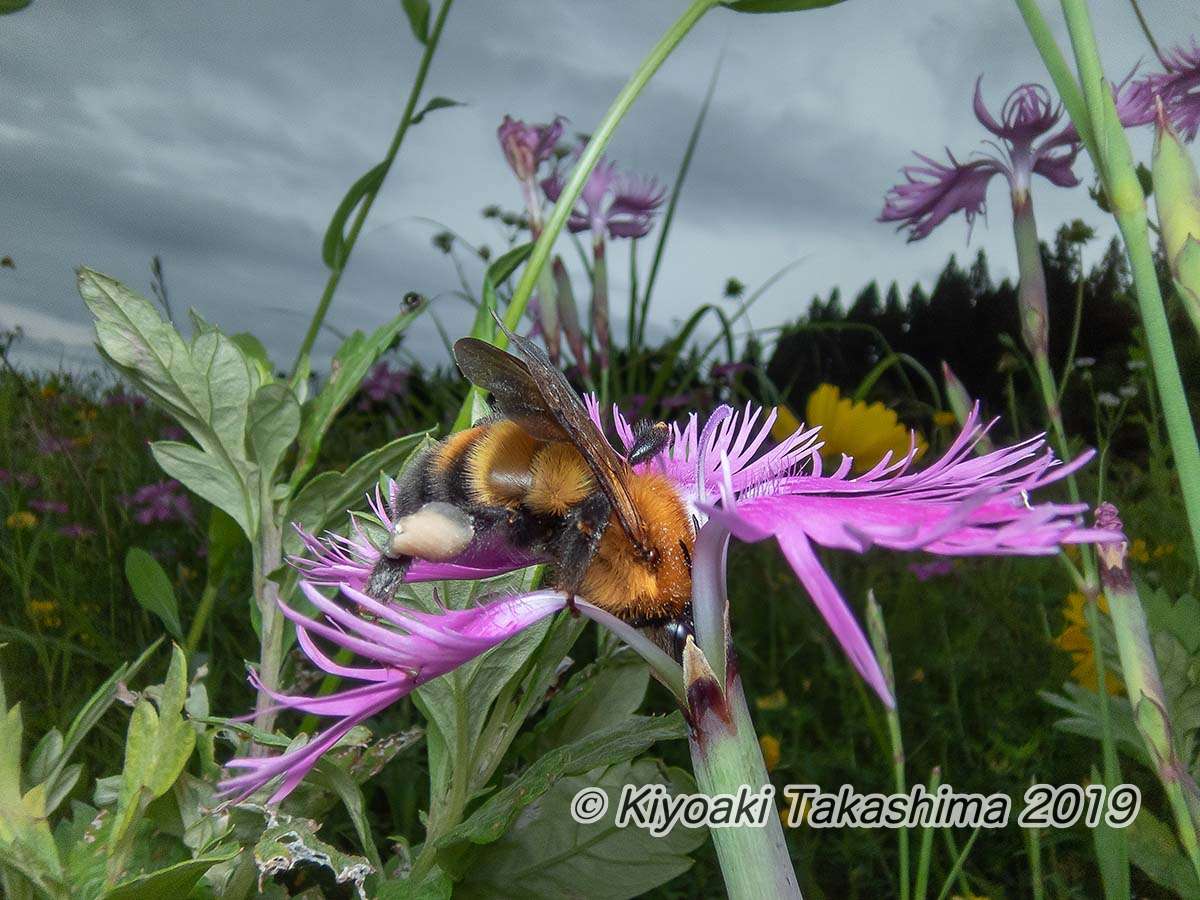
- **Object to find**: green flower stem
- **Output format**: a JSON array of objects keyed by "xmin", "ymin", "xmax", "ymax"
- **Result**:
[
  {"xmin": 292, "ymin": 0, "xmax": 455, "ymax": 373},
  {"xmin": 1011, "ymin": 192, "xmax": 1100, "ymax": 588},
  {"xmin": 184, "ymin": 581, "xmax": 219, "ymax": 654},
  {"xmin": 687, "ymin": 668, "xmax": 802, "ymax": 899},
  {"xmin": 1011, "ymin": 0, "xmax": 1097, "ymax": 161},
  {"xmin": 503, "ymin": 0, "xmax": 720, "ymax": 334},
  {"xmin": 866, "ymin": 592, "xmax": 909, "ymax": 900},
  {"xmin": 1099, "ymin": 544, "xmax": 1200, "ymax": 881},
  {"xmin": 1082, "ymin": 594, "xmax": 1129, "ymax": 895},
  {"xmin": 1050, "ymin": 0, "xmax": 1200, "ymax": 572},
  {"xmin": 251, "ymin": 517, "xmax": 286, "ymax": 735}
]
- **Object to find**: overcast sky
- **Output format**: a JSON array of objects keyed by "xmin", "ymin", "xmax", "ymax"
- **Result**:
[{"xmin": 3, "ymin": 0, "xmax": 1198, "ymax": 375}]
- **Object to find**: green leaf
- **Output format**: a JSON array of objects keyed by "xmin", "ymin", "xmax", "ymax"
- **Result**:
[
  {"xmin": 312, "ymin": 759, "xmax": 382, "ymax": 872},
  {"xmin": 79, "ymin": 269, "xmax": 260, "ymax": 535},
  {"xmin": 247, "ymin": 382, "xmax": 301, "ymax": 483},
  {"xmin": 434, "ymin": 713, "xmax": 686, "ymax": 875},
  {"xmin": 151, "ymin": 440, "xmax": 254, "ymax": 538},
  {"xmin": 205, "ymin": 507, "xmax": 244, "ymax": 586},
  {"xmin": 124, "ymin": 548, "xmax": 183, "ymax": 640},
  {"xmin": 101, "ymin": 848, "xmax": 240, "ymax": 900},
  {"xmin": 378, "ymin": 866, "xmax": 453, "ymax": 899},
  {"xmin": 230, "ymin": 331, "xmax": 274, "ymax": 384},
  {"xmin": 290, "ymin": 304, "xmax": 425, "ymax": 487},
  {"xmin": 411, "ymin": 96, "xmax": 465, "ymax": 125},
  {"xmin": 323, "ymin": 161, "xmax": 388, "ymax": 269},
  {"xmin": 721, "ymin": 0, "xmax": 845, "ymax": 9},
  {"xmin": 284, "ymin": 432, "xmax": 428, "ymax": 556},
  {"xmin": 1127, "ymin": 803, "xmax": 1200, "ymax": 897},
  {"xmin": 531, "ymin": 655, "xmax": 650, "ymax": 749},
  {"xmin": 0, "ymin": 706, "xmax": 64, "ymax": 888},
  {"xmin": 401, "ymin": 0, "xmax": 430, "ymax": 44},
  {"xmin": 455, "ymin": 760, "xmax": 704, "ymax": 899},
  {"xmin": 0, "ymin": 0, "xmax": 32, "ymax": 12},
  {"xmin": 55, "ymin": 640, "xmax": 162, "ymax": 787},
  {"xmin": 108, "ymin": 646, "xmax": 196, "ymax": 870},
  {"xmin": 254, "ymin": 820, "xmax": 373, "ymax": 894}
]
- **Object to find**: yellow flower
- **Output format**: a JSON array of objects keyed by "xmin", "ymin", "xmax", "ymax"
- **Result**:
[
  {"xmin": 755, "ymin": 688, "xmax": 788, "ymax": 711},
  {"xmin": 28, "ymin": 599, "xmax": 61, "ymax": 629},
  {"xmin": 933, "ymin": 410, "xmax": 959, "ymax": 427},
  {"xmin": 759, "ymin": 735, "xmax": 781, "ymax": 772},
  {"xmin": 770, "ymin": 405, "xmax": 802, "ymax": 443},
  {"xmin": 1153, "ymin": 542, "xmax": 1176, "ymax": 559},
  {"xmin": 40, "ymin": 384, "xmax": 59, "ymax": 400},
  {"xmin": 806, "ymin": 384, "xmax": 928, "ymax": 473},
  {"xmin": 1129, "ymin": 538, "xmax": 1150, "ymax": 564},
  {"xmin": 1054, "ymin": 592, "xmax": 1121, "ymax": 695},
  {"xmin": 6, "ymin": 511, "xmax": 37, "ymax": 529}
]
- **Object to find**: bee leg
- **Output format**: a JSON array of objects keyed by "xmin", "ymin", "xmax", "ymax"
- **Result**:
[
  {"xmin": 551, "ymin": 492, "xmax": 611, "ymax": 611},
  {"xmin": 365, "ymin": 554, "xmax": 412, "ymax": 601}
]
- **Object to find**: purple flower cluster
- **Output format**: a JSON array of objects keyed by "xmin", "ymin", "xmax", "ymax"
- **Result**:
[
  {"xmin": 0, "ymin": 470, "xmax": 39, "ymax": 489},
  {"xmin": 121, "ymin": 479, "xmax": 193, "ymax": 525}
]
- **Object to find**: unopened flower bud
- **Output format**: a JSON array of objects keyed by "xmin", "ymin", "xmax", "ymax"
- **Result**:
[{"xmin": 1153, "ymin": 97, "xmax": 1200, "ymax": 330}]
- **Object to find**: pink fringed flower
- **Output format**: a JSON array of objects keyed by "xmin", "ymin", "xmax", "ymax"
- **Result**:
[{"xmin": 223, "ymin": 399, "xmax": 1115, "ymax": 803}]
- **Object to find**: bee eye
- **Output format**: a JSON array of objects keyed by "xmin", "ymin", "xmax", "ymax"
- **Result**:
[{"xmin": 644, "ymin": 545, "xmax": 660, "ymax": 567}]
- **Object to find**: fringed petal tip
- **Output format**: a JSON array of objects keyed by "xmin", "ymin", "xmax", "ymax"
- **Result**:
[{"xmin": 217, "ymin": 584, "xmax": 568, "ymax": 804}]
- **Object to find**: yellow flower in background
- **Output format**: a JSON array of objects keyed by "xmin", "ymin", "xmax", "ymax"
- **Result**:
[
  {"xmin": 755, "ymin": 689, "xmax": 788, "ymax": 711},
  {"xmin": 28, "ymin": 599, "xmax": 61, "ymax": 629},
  {"xmin": 1054, "ymin": 592, "xmax": 1122, "ymax": 695},
  {"xmin": 6, "ymin": 511, "xmax": 37, "ymax": 529},
  {"xmin": 40, "ymin": 384, "xmax": 59, "ymax": 400},
  {"xmin": 805, "ymin": 384, "xmax": 928, "ymax": 473},
  {"xmin": 770, "ymin": 404, "xmax": 802, "ymax": 444},
  {"xmin": 1154, "ymin": 542, "xmax": 1176, "ymax": 559},
  {"xmin": 1129, "ymin": 538, "xmax": 1150, "ymax": 564},
  {"xmin": 759, "ymin": 735, "xmax": 781, "ymax": 772},
  {"xmin": 933, "ymin": 410, "xmax": 959, "ymax": 428}
]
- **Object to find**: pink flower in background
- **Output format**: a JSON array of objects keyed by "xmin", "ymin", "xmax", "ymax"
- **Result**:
[
  {"xmin": 29, "ymin": 499, "xmax": 68, "ymax": 515},
  {"xmin": 121, "ymin": 479, "xmax": 193, "ymax": 524},
  {"xmin": 37, "ymin": 434, "xmax": 74, "ymax": 456},
  {"xmin": 58, "ymin": 523, "xmax": 96, "ymax": 539},
  {"xmin": 1136, "ymin": 39, "xmax": 1200, "ymax": 140},
  {"xmin": 908, "ymin": 559, "xmax": 956, "ymax": 581},
  {"xmin": 880, "ymin": 80, "xmax": 1080, "ymax": 241},
  {"xmin": 159, "ymin": 425, "xmax": 187, "ymax": 442},
  {"xmin": 223, "ymin": 397, "xmax": 1116, "ymax": 804},
  {"xmin": 542, "ymin": 155, "xmax": 667, "ymax": 239},
  {"xmin": 497, "ymin": 115, "xmax": 564, "ymax": 186},
  {"xmin": 104, "ymin": 388, "xmax": 146, "ymax": 410},
  {"xmin": 358, "ymin": 361, "xmax": 409, "ymax": 410}
]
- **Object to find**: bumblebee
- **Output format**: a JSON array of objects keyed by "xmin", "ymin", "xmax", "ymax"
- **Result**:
[{"xmin": 365, "ymin": 323, "xmax": 695, "ymax": 642}]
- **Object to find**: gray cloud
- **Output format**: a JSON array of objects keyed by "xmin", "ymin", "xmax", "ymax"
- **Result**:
[{"xmin": 0, "ymin": 0, "xmax": 1194, "ymax": 375}]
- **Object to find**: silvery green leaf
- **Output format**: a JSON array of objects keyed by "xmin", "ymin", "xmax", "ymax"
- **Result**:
[
  {"xmin": 247, "ymin": 382, "xmax": 301, "ymax": 484},
  {"xmin": 151, "ymin": 441, "xmax": 255, "ymax": 538},
  {"xmin": 254, "ymin": 819, "xmax": 373, "ymax": 898}
]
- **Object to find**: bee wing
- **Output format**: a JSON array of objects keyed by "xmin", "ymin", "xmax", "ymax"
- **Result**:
[{"xmin": 453, "ymin": 330, "xmax": 650, "ymax": 548}]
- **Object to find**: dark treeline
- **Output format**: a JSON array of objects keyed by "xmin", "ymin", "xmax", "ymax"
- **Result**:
[{"xmin": 764, "ymin": 223, "xmax": 1199, "ymax": 436}]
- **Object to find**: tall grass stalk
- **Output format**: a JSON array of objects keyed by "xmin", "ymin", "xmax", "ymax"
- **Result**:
[{"xmin": 292, "ymin": 0, "xmax": 455, "ymax": 372}]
